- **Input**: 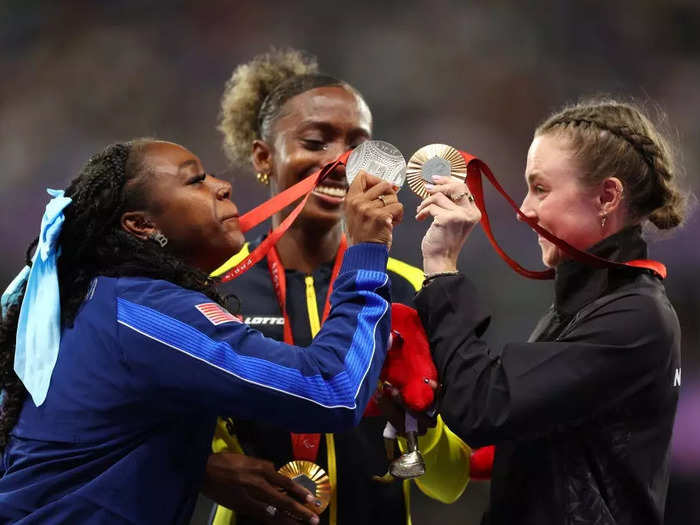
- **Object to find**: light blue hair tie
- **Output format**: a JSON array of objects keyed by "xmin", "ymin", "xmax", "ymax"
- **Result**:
[{"xmin": 1, "ymin": 188, "xmax": 72, "ymax": 406}]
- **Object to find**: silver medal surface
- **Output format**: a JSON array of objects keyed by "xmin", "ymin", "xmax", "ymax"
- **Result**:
[{"xmin": 345, "ymin": 140, "xmax": 406, "ymax": 189}]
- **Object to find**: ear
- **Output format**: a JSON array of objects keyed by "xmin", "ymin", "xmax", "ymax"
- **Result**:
[
  {"xmin": 599, "ymin": 177, "xmax": 625, "ymax": 216},
  {"xmin": 121, "ymin": 211, "xmax": 156, "ymax": 241},
  {"xmin": 252, "ymin": 139, "xmax": 273, "ymax": 176}
]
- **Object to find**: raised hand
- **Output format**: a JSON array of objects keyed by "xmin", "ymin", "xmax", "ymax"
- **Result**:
[
  {"xmin": 344, "ymin": 170, "xmax": 403, "ymax": 248},
  {"xmin": 416, "ymin": 176, "xmax": 481, "ymax": 274}
]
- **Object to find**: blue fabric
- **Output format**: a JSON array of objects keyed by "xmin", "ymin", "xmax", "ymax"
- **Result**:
[
  {"xmin": 11, "ymin": 189, "xmax": 72, "ymax": 407},
  {"xmin": 0, "ymin": 244, "xmax": 392, "ymax": 523},
  {"xmin": 115, "ymin": 269, "xmax": 387, "ymax": 410}
]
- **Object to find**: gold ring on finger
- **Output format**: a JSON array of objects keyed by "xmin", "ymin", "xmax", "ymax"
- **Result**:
[{"xmin": 377, "ymin": 195, "xmax": 388, "ymax": 206}]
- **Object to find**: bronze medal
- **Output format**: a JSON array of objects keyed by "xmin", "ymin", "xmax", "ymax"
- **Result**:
[
  {"xmin": 406, "ymin": 144, "xmax": 467, "ymax": 199},
  {"xmin": 278, "ymin": 460, "xmax": 332, "ymax": 514}
]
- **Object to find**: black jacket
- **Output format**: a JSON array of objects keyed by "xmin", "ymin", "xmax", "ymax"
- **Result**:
[{"xmin": 414, "ymin": 227, "xmax": 681, "ymax": 525}]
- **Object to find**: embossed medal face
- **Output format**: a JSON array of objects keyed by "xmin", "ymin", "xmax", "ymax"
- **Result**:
[
  {"xmin": 406, "ymin": 144, "xmax": 467, "ymax": 199},
  {"xmin": 345, "ymin": 140, "xmax": 407, "ymax": 189},
  {"xmin": 278, "ymin": 460, "xmax": 332, "ymax": 514}
]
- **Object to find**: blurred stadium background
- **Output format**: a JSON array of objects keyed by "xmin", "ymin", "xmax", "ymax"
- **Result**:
[{"xmin": 1, "ymin": 1, "xmax": 698, "ymax": 523}]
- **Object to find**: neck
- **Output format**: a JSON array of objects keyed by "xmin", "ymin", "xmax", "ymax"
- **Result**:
[{"xmin": 273, "ymin": 218, "xmax": 343, "ymax": 273}]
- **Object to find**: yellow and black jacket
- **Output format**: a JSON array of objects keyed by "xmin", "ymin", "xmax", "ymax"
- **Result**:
[{"xmin": 209, "ymin": 239, "xmax": 471, "ymax": 525}]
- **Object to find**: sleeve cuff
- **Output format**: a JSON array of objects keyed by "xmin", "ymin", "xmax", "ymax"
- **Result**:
[{"xmin": 340, "ymin": 243, "xmax": 389, "ymax": 274}]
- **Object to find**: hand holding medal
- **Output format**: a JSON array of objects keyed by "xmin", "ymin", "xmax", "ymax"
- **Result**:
[{"xmin": 411, "ymin": 145, "xmax": 482, "ymax": 275}]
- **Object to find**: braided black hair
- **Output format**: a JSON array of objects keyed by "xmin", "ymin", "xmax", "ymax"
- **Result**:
[{"xmin": 0, "ymin": 139, "xmax": 228, "ymax": 447}]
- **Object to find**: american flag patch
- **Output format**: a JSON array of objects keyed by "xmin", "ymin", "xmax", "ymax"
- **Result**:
[{"xmin": 195, "ymin": 303, "xmax": 241, "ymax": 326}]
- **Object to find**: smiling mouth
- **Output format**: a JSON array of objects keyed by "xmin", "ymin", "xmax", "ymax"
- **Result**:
[{"xmin": 312, "ymin": 184, "xmax": 347, "ymax": 200}]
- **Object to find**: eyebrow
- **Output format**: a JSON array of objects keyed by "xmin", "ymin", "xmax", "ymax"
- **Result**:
[
  {"xmin": 297, "ymin": 120, "xmax": 371, "ymax": 136},
  {"xmin": 527, "ymin": 172, "xmax": 542, "ymax": 185},
  {"xmin": 178, "ymin": 159, "xmax": 199, "ymax": 172}
]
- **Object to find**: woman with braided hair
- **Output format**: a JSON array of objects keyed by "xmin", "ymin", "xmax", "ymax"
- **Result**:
[
  {"xmin": 0, "ymin": 138, "xmax": 404, "ymax": 523},
  {"xmin": 413, "ymin": 98, "xmax": 686, "ymax": 524},
  {"xmin": 204, "ymin": 49, "xmax": 470, "ymax": 525}
]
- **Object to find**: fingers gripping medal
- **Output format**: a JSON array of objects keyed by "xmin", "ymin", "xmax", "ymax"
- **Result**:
[
  {"xmin": 278, "ymin": 460, "xmax": 331, "ymax": 515},
  {"xmin": 406, "ymin": 143, "xmax": 467, "ymax": 199},
  {"xmin": 346, "ymin": 140, "xmax": 407, "ymax": 188}
]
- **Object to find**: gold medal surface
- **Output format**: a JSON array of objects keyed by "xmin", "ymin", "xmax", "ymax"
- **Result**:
[
  {"xmin": 406, "ymin": 144, "xmax": 467, "ymax": 199},
  {"xmin": 278, "ymin": 460, "xmax": 332, "ymax": 514}
]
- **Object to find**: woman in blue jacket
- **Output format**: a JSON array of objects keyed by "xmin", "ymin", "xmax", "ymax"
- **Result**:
[{"xmin": 0, "ymin": 138, "xmax": 402, "ymax": 524}]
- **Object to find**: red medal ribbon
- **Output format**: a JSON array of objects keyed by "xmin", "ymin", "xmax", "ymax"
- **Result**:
[
  {"xmin": 220, "ymin": 151, "xmax": 352, "ymax": 283},
  {"xmin": 459, "ymin": 151, "xmax": 667, "ymax": 279},
  {"xmin": 266, "ymin": 235, "xmax": 348, "ymax": 463}
]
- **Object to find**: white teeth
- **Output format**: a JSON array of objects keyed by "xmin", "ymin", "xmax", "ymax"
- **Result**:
[{"xmin": 313, "ymin": 185, "xmax": 347, "ymax": 198}]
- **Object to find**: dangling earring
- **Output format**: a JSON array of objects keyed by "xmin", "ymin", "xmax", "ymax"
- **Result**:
[
  {"xmin": 148, "ymin": 231, "xmax": 168, "ymax": 248},
  {"xmin": 256, "ymin": 172, "xmax": 270, "ymax": 185},
  {"xmin": 600, "ymin": 215, "xmax": 607, "ymax": 233}
]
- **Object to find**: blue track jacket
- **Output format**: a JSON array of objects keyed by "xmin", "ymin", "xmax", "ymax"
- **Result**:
[{"xmin": 0, "ymin": 243, "xmax": 391, "ymax": 524}]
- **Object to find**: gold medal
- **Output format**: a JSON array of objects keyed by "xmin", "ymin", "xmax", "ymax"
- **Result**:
[
  {"xmin": 278, "ymin": 460, "xmax": 332, "ymax": 514},
  {"xmin": 406, "ymin": 144, "xmax": 467, "ymax": 199}
]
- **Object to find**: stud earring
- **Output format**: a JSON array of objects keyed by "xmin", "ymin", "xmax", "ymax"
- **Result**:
[
  {"xmin": 256, "ymin": 172, "xmax": 270, "ymax": 185},
  {"xmin": 148, "ymin": 231, "xmax": 168, "ymax": 248}
]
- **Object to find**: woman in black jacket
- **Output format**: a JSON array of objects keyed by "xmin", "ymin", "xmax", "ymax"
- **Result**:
[{"xmin": 414, "ymin": 98, "xmax": 685, "ymax": 525}]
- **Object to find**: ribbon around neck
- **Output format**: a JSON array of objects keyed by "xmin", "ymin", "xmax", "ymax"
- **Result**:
[
  {"xmin": 3, "ymin": 188, "xmax": 73, "ymax": 406},
  {"xmin": 459, "ymin": 151, "xmax": 667, "ymax": 280},
  {"xmin": 220, "ymin": 151, "xmax": 351, "ymax": 282}
]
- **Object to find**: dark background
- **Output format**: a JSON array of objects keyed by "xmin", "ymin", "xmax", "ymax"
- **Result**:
[{"xmin": 1, "ymin": 1, "xmax": 698, "ymax": 522}]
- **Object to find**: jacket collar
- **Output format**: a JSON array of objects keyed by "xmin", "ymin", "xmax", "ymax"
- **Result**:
[{"xmin": 553, "ymin": 225, "xmax": 648, "ymax": 315}]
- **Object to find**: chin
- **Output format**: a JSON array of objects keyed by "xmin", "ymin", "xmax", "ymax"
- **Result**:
[
  {"xmin": 230, "ymin": 233, "xmax": 246, "ymax": 254},
  {"xmin": 300, "ymin": 207, "xmax": 343, "ymax": 228},
  {"xmin": 541, "ymin": 247, "xmax": 563, "ymax": 268}
]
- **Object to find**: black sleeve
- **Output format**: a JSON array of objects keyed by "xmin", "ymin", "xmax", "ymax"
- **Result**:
[
  {"xmin": 414, "ymin": 274, "xmax": 678, "ymax": 447},
  {"xmin": 387, "ymin": 270, "xmax": 420, "ymax": 306}
]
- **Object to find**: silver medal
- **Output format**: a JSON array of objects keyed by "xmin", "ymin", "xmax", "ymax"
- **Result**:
[{"xmin": 345, "ymin": 140, "xmax": 406, "ymax": 189}]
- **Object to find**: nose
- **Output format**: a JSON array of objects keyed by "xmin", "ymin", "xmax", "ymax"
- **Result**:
[
  {"xmin": 321, "ymin": 142, "xmax": 352, "ymax": 181},
  {"xmin": 212, "ymin": 176, "xmax": 232, "ymax": 201},
  {"xmin": 517, "ymin": 192, "xmax": 537, "ymax": 223},
  {"xmin": 322, "ymin": 142, "xmax": 349, "ymax": 165}
]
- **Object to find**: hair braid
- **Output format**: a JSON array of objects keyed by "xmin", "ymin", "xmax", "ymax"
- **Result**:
[
  {"xmin": 0, "ymin": 139, "xmax": 231, "ymax": 447},
  {"xmin": 536, "ymin": 98, "xmax": 686, "ymax": 229}
]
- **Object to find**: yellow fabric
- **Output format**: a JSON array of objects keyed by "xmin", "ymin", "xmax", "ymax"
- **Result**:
[
  {"xmin": 305, "ymin": 275, "xmax": 322, "ymax": 337},
  {"xmin": 211, "ymin": 420, "xmax": 243, "ymax": 525},
  {"xmin": 212, "ymin": 419, "xmax": 244, "ymax": 455},
  {"xmin": 325, "ymin": 433, "xmax": 338, "ymax": 525},
  {"xmin": 387, "ymin": 257, "xmax": 425, "ymax": 291},
  {"xmin": 397, "ymin": 416, "xmax": 471, "ymax": 504},
  {"xmin": 210, "ymin": 243, "xmax": 250, "ymax": 277},
  {"xmin": 403, "ymin": 479, "xmax": 413, "ymax": 525}
]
